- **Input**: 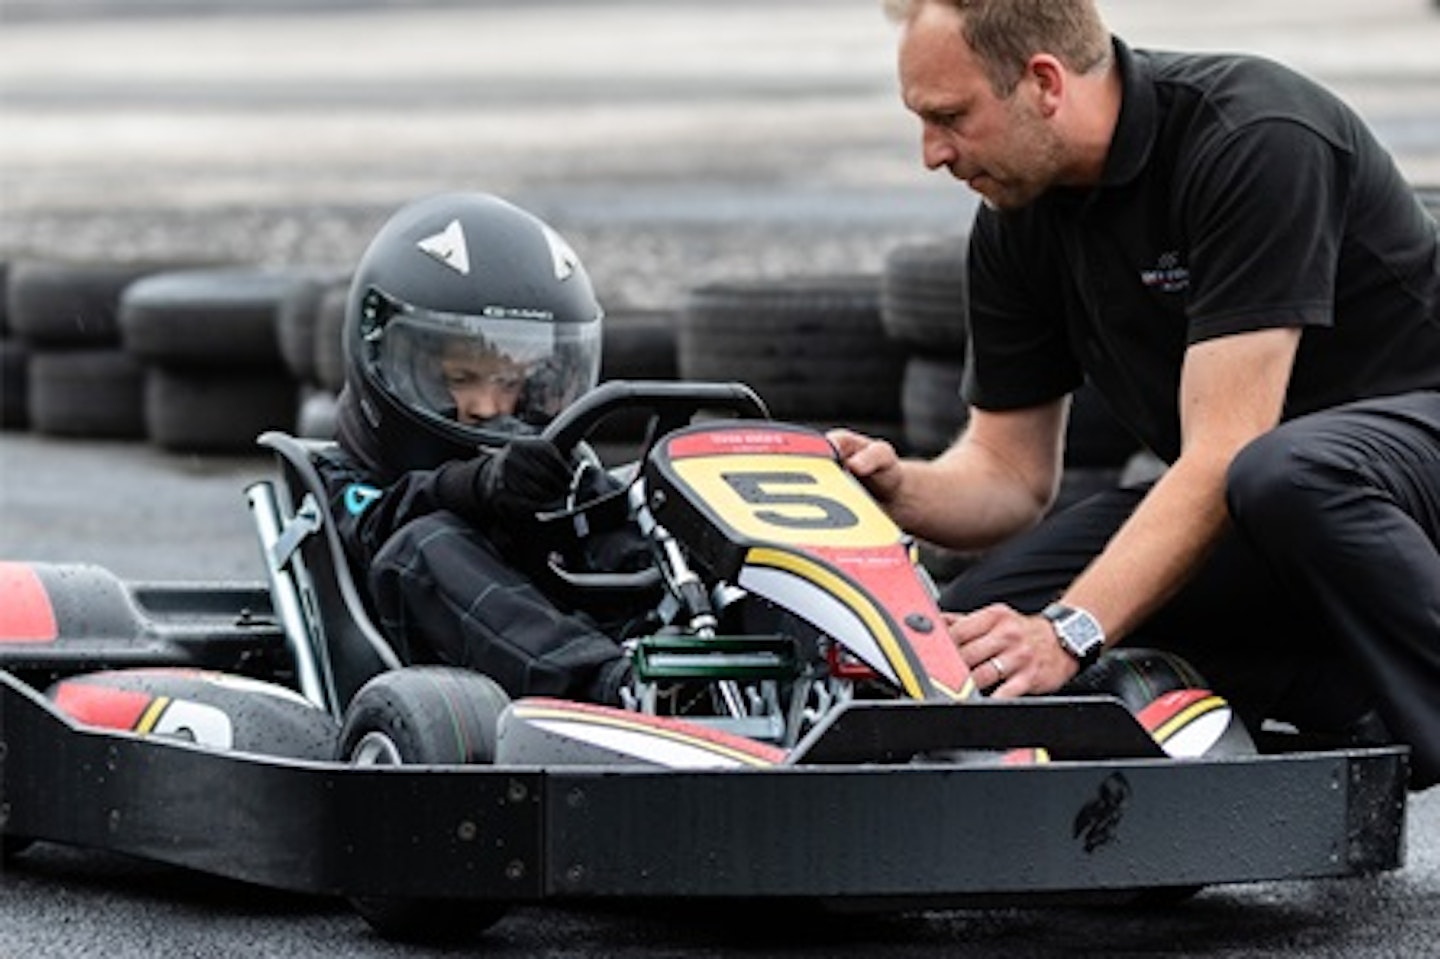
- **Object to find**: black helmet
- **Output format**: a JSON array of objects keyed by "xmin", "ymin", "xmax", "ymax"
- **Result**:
[{"xmin": 337, "ymin": 192, "xmax": 602, "ymax": 476}]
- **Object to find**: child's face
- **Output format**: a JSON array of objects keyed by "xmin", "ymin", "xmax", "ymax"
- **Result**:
[{"xmin": 440, "ymin": 350, "xmax": 527, "ymax": 424}]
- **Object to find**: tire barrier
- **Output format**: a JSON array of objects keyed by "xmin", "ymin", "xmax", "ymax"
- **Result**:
[
  {"xmin": 902, "ymin": 353, "xmax": 968, "ymax": 458},
  {"xmin": 1, "ymin": 337, "xmax": 30, "ymax": 432},
  {"xmin": 0, "ymin": 263, "xmax": 26, "ymax": 431},
  {"xmin": 8, "ymin": 258, "xmax": 214, "ymax": 349},
  {"xmin": 6, "ymin": 258, "xmax": 224, "ymax": 439},
  {"xmin": 880, "ymin": 235, "xmax": 969, "ymax": 356},
  {"xmin": 312, "ymin": 281, "xmax": 350, "ymax": 397},
  {"xmin": 275, "ymin": 271, "xmax": 351, "ymax": 440},
  {"xmin": 584, "ymin": 307, "xmax": 684, "ymax": 449},
  {"xmin": 679, "ymin": 273, "xmax": 906, "ymax": 430},
  {"xmin": 275, "ymin": 269, "xmax": 352, "ymax": 390},
  {"xmin": 28, "ymin": 348, "xmax": 146, "ymax": 439},
  {"xmin": 118, "ymin": 266, "xmax": 325, "ymax": 453}
]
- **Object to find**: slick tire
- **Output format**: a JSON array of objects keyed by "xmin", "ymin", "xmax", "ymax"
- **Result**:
[{"xmin": 337, "ymin": 667, "xmax": 513, "ymax": 942}]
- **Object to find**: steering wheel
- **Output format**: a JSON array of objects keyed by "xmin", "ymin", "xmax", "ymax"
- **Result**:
[
  {"xmin": 542, "ymin": 379, "xmax": 769, "ymax": 459},
  {"xmin": 533, "ymin": 379, "xmax": 770, "ymax": 601}
]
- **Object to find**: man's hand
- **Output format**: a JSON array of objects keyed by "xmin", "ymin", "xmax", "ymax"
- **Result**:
[
  {"xmin": 477, "ymin": 436, "xmax": 573, "ymax": 521},
  {"xmin": 945, "ymin": 604, "xmax": 1079, "ymax": 696},
  {"xmin": 828, "ymin": 428, "xmax": 904, "ymax": 505}
]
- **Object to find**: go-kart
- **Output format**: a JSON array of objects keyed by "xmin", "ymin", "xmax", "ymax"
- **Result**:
[{"xmin": 0, "ymin": 380, "xmax": 1409, "ymax": 942}]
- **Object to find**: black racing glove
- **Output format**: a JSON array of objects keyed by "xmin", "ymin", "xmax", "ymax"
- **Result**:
[
  {"xmin": 478, "ymin": 436, "xmax": 573, "ymax": 522},
  {"xmin": 436, "ymin": 436, "xmax": 573, "ymax": 529}
]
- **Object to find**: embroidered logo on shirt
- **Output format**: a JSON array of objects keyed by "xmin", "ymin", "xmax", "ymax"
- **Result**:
[{"xmin": 1139, "ymin": 250, "xmax": 1190, "ymax": 294}]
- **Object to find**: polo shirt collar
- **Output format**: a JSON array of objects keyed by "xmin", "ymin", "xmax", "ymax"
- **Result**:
[{"xmin": 1099, "ymin": 37, "xmax": 1157, "ymax": 188}]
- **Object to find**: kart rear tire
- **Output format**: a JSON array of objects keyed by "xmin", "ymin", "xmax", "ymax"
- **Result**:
[
  {"xmin": 1, "ymin": 836, "xmax": 35, "ymax": 860},
  {"xmin": 337, "ymin": 667, "xmax": 513, "ymax": 942}
]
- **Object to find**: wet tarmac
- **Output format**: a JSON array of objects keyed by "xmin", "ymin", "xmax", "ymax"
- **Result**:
[{"xmin": 3, "ymin": 1, "xmax": 1440, "ymax": 956}]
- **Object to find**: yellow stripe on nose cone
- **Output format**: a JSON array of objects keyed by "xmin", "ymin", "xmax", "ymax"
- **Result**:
[{"xmin": 745, "ymin": 546, "xmax": 925, "ymax": 699}]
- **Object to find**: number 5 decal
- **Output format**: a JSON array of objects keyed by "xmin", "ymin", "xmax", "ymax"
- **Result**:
[
  {"xmin": 723, "ymin": 471, "xmax": 857, "ymax": 529},
  {"xmin": 673, "ymin": 453, "xmax": 900, "ymax": 548}
]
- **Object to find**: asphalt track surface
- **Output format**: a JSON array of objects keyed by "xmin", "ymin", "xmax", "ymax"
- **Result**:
[{"xmin": 3, "ymin": 1, "xmax": 1440, "ymax": 956}]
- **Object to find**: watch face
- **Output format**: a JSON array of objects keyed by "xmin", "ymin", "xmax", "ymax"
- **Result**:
[
  {"xmin": 1044, "ymin": 604, "xmax": 1104, "ymax": 657},
  {"xmin": 1059, "ymin": 612, "xmax": 1104, "ymax": 652}
]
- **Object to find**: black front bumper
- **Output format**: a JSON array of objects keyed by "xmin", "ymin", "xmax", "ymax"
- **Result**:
[{"xmin": 0, "ymin": 671, "xmax": 1407, "ymax": 905}]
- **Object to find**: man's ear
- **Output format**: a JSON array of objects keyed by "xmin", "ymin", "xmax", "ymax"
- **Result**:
[{"xmin": 1027, "ymin": 54, "xmax": 1065, "ymax": 117}]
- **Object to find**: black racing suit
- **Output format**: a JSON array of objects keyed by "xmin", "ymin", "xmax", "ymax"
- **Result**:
[{"xmin": 313, "ymin": 443, "xmax": 655, "ymax": 705}]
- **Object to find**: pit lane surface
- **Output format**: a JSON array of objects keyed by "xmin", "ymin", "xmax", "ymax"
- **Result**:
[{"xmin": 3, "ymin": 1, "xmax": 1440, "ymax": 955}]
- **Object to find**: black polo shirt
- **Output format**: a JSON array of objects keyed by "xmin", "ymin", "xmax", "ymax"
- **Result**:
[{"xmin": 964, "ymin": 38, "xmax": 1440, "ymax": 462}]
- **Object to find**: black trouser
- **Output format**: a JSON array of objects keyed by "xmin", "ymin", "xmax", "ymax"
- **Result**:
[
  {"xmin": 940, "ymin": 392, "xmax": 1440, "ymax": 790},
  {"xmin": 367, "ymin": 511, "xmax": 648, "ymax": 703}
]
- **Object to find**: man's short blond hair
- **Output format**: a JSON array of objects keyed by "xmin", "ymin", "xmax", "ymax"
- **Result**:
[{"xmin": 883, "ymin": 0, "xmax": 1111, "ymax": 95}]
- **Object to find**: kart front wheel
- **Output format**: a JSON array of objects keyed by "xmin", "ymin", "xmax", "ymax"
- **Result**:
[{"xmin": 337, "ymin": 666, "xmax": 513, "ymax": 942}]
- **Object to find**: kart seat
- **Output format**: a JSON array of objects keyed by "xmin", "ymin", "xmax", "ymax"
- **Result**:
[{"xmin": 248, "ymin": 430, "xmax": 402, "ymax": 719}]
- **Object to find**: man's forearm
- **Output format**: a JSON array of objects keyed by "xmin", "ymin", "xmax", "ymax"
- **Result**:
[
  {"xmin": 889, "ymin": 446, "xmax": 1057, "ymax": 551},
  {"xmin": 1056, "ymin": 455, "xmax": 1230, "ymax": 646}
]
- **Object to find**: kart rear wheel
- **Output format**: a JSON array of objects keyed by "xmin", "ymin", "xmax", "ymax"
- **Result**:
[
  {"xmin": 337, "ymin": 666, "xmax": 513, "ymax": 942},
  {"xmin": 2, "ymin": 836, "xmax": 35, "ymax": 860}
]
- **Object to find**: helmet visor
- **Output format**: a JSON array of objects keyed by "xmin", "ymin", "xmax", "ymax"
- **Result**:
[{"xmin": 370, "ymin": 300, "xmax": 600, "ymax": 437}]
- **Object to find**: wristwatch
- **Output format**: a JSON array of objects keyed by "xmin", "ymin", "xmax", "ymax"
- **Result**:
[{"xmin": 1041, "ymin": 602, "xmax": 1105, "ymax": 671}]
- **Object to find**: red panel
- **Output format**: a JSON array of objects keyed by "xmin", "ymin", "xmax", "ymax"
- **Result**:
[
  {"xmin": 0, "ymin": 562, "xmax": 59, "ymax": 643},
  {"xmin": 1136, "ymin": 688, "xmax": 1213, "ymax": 731},
  {"xmin": 667, "ymin": 425, "xmax": 833, "ymax": 459},
  {"xmin": 51, "ymin": 679, "xmax": 153, "ymax": 730}
]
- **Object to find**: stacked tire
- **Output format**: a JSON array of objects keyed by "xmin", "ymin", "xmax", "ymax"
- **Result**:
[
  {"xmin": 0, "ymin": 261, "xmax": 25, "ymax": 432},
  {"xmin": 678, "ymin": 274, "xmax": 906, "ymax": 447},
  {"xmin": 5, "ymin": 259, "xmax": 214, "ymax": 441},
  {"xmin": 881, "ymin": 236, "xmax": 971, "ymax": 458},
  {"xmin": 275, "ymin": 270, "xmax": 352, "ymax": 439},
  {"xmin": 879, "ymin": 234, "xmax": 1143, "ymax": 507},
  {"xmin": 118, "ymin": 266, "xmax": 327, "ymax": 454},
  {"xmin": 583, "ymin": 306, "xmax": 682, "ymax": 462},
  {"xmin": 877, "ymin": 234, "xmax": 1149, "ymax": 576}
]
